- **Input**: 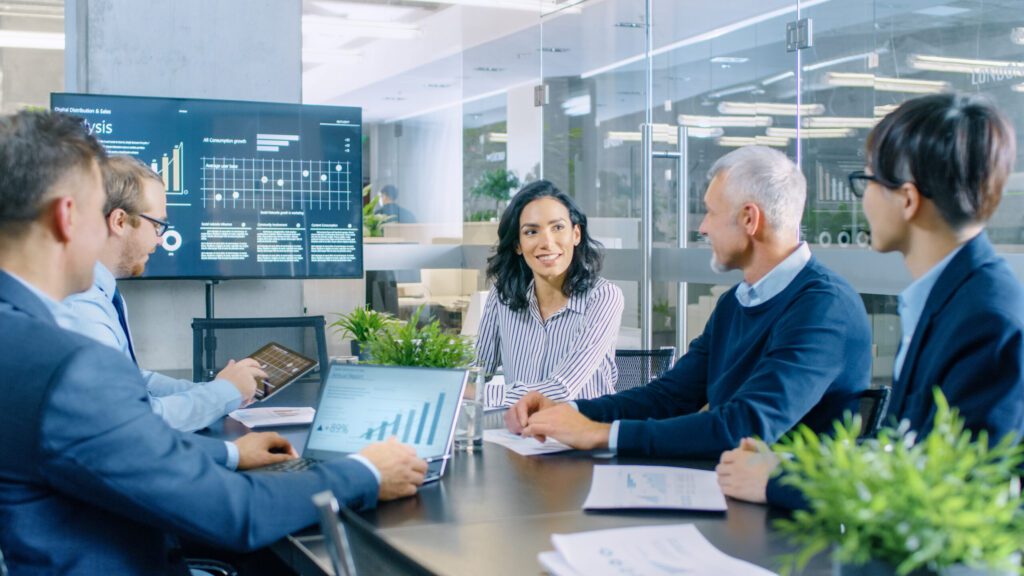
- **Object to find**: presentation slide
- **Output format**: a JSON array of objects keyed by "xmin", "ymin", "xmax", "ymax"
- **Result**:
[{"xmin": 51, "ymin": 93, "xmax": 363, "ymax": 280}]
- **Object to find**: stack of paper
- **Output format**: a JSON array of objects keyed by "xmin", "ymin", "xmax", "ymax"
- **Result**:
[
  {"xmin": 482, "ymin": 429, "xmax": 573, "ymax": 456},
  {"xmin": 229, "ymin": 407, "xmax": 315, "ymax": 428},
  {"xmin": 538, "ymin": 524, "xmax": 777, "ymax": 576},
  {"xmin": 583, "ymin": 465, "xmax": 727, "ymax": 511}
]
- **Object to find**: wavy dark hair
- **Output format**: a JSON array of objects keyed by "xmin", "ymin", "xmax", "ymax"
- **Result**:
[
  {"xmin": 486, "ymin": 180, "xmax": 603, "ymax": 312},
  {"xmin": 867, "ymin": 93, "xmax": 1015, "ymax": 229}
]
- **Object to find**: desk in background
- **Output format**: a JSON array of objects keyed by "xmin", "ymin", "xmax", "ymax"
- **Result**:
[{"xmin": 205, "ymin": 380, "xmax": 827, "ymax": 575}]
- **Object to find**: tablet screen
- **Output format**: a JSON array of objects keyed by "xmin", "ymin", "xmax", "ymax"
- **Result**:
[{"xmin": 248, "ymin": 342, "xmax": 318, "ymax": 400}]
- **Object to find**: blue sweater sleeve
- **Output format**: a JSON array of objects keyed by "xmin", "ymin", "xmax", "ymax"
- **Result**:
[{"xmin": 602, "ymin": 285, "xmax": 862, "ymax": 458}]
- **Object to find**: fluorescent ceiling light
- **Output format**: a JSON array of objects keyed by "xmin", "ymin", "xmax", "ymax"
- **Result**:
[
  {"xmin": 1013, "ymin": 28, "xmax": 1024, "ymax": 45},
  {"xmin": 488, "ymin": 132, "xmax": 508, "ymax": 143},
  {"xmin": 0, "ymin": 30, "xmax": 64, "ymax": 50},
  {"xmin": 873, "ymin": 104, "xmax": 899, "ymax": 116},
  {"xmin": 766, "ymin": 127, "xmax": 856, "ymax": 139},
  {"xmin": 761, "ymin": 71, "xmax": 795, "ymax": 86},
  {"xmin": 909, "ymin": 54, "xmax": 1024, "ymax": 75},
  {"xmin": 717, "ymin": 135, "xmax": 789, "ymax": 148},
  {"xmin": 825, "ymin": 72, "xmax": 949, "ymax": 93},
  {"xmin": 302, "ymin": 48, "xmax": 363, "ymax": 64},
  {"xmin": 717, "ymin": 101, "xmax": 825, "ymax": 116},
  {"xmin": 679, "ymin": 114, "xmax": 773, "ymax": 128},
  {"xmin": 710, "ymin": 56, "xmax": 749, "ymax": 64},
  {"xmin": 579, "ymin": 0, "xmax": 832, "ymax": 79},
  {"xmin": 802, "ymin": 50, "xmax": 878, "ymax": 72},
  {"xmin": 561, "ymin": 95, "xmax": 591, "ymax": 117},
  {"xmin": 914, "ymin": 5, "xmax": 970, "ymax": 17},
  {"xmin": 802, "ymin": 116, "xmax": 878, "ymax": 129},
  {"xmin": 606, "ymin": 125, "xmax": 725, "ymax": 144},
  {"xmin": 303, "ymin": 15, "xmax": 422, "ymax": 40},
  {"xmin": 706, "ymin": 84, "xmax": 759, "ymax": 99},
  {"xmin": 1013, "ymin": 83, "xmax": 1024, "ymax": 93},
  {"xmin": 395, "ymin": 0, "xmax": 581, "ymax": 13}
]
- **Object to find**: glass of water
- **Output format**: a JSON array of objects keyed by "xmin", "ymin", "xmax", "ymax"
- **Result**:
[{"xmin": 455, "ymin": 369, "xmax": 485, "ymax": 451}]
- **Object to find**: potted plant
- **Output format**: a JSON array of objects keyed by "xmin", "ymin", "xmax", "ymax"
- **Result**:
[
  {"xmin": 362, "ymin": 185, "xmax": 393, "ymax": 237},
  {"xmin": 364, "ymin": 306, "xmax": 475, "ymax": 369},
  {"xmin": 469, "ymin": 168, "xmax": 520, "ymax": 217},
  {"xmin": 773, "ymin": 390, "xmax": 1024, "ymax": 576},
  {"xmin": 329, "ymin": 306, "xmax": 395, "ymax": 359}
]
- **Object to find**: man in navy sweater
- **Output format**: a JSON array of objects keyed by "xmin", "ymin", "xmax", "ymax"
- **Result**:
[
  {"xmin": 716, "ymin": 94, "xmax": 1024, "ymax": 507},
  {"xmin": 507, "ymin": 146, "xmax": 872, "ymax": 458}
]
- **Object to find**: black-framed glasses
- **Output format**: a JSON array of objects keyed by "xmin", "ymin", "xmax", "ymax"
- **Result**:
[
  {"xmin": 139, "ymin": 214, "xmax": 169, "ymax": 237},
  {"xmin": 847, "ymin": 170, "xmax": 879, "ymax": 199}
]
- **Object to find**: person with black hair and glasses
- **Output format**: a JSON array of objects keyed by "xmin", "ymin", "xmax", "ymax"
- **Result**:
[
  {"xmin": 474, "ymin": 180, "xmax": 624, "ymax": 407},
  {"xmin": 717, "ymin": 93, "xmax": 1024, "ymax": 509}
]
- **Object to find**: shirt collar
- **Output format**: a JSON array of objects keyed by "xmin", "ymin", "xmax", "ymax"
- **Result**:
[
  {"xmin": 527, "ymin": 279, "xmax": 585, "ymax": 319},
  {"xmin": 897, "ymin": 244, "xmax": 965, "ymax": 347},
  {"xmin": 91, "ymin": 261, "xmax": 117, "ymax": 300},
  {"xmin": 735, "ymin": 242, "xmax": 812, "ymax": 308},
  {"xmin": 5, "ymin": 270, "xmax": 69, "ymax": 318}
]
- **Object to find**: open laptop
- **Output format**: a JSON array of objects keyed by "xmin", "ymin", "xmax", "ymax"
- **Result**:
[{"xmin": 251, "ymin": 362, "xmax": 468, "ymax": 483}]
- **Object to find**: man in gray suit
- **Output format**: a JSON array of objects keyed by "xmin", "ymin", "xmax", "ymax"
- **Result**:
[{"xmin": 0, "ymin": 110, "xmax": 427, "ymax": 575}]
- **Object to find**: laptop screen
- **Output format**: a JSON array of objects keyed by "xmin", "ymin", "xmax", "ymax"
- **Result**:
[{"xmin": 303, "ymin": 363, "xmax": 467, "ymax": 461}]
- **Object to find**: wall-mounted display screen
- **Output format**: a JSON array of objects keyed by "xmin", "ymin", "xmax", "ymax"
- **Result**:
[{"xmin": 51, "ymin": 93, "xmax": 363, "ymax": 280}]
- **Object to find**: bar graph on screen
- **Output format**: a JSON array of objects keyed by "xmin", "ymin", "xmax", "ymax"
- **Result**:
[{"xmin": 356, "ymin": 392, "xmax": 447, "ymax": 447}]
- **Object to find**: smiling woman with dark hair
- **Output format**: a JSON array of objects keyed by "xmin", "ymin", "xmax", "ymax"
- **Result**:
[{"xmin": 475, "ymin": 180, "xmax": 623, "ymax": 407}]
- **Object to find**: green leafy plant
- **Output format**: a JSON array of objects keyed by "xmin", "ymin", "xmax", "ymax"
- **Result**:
[
  {"xmin": 466, "ymin": 209, "xmax": 498, "ymax": 222},
  {"xmin": 774, "ymin": 389, "xmax": 1024, "ymax": 576},
  {"xmin": 469, "ymin": 169, "xmax": 520, "ymax": 214},
  {"xmin": 362, "ymin": 185, "xmax": 393, "ymax": 237},
  {"xmin": 365, "ymin": 306, "xmax": 475, "ymax": 369},
  {"xmin": 329, "ymin": 306, "xmax": 396, "ymax": 345}
]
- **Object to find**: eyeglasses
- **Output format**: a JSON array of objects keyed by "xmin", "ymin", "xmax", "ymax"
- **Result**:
[
  {"xmin": 847, "ymin": 170, "xmax": 880, "ymax": 199},
  {"xmin": 139, "ymin": 214, "xmax": 170, "ymax": 237}
]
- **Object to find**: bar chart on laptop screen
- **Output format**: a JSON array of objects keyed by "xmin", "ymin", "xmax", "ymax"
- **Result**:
[{"xmin": 306, "ymin": 367, "xmax": 461, "ymax": 458}]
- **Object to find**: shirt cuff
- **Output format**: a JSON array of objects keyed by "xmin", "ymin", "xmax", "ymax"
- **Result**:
[
  {"xmin": 208, "ymin": 378, "xmax": 244, "ymax": 412},
  {"xmin": 224, "ymin": 441, "xmax": 240, "ymax": 471},
  {"xmin": 568, "ymin": 401, "xmax": 579, "ymax": 411},
  {"xmin": 608, "ymin": 420, "xmax": 620, "ymax": 454},
  {"xmin": 347, "ymin": 454, "xmax": 382, "ymax": 484}
]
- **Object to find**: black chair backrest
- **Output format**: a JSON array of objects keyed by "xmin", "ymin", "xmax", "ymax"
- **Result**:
[
  {"xmin": 313, "ymin": 491, "xmax": 436, "ymax": 576},
  {"xmin": 613, "ymin": 348, "xmax": 676, "ymax": 392},
  {"xmin": 191, "ymin": 316, "xmax": 329, "ymax": 383},
  {"xmin": 857, "ymin": 386, "xmax": 892, "ymax": 436}
]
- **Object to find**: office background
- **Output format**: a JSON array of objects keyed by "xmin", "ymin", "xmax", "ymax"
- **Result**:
[{"xmin": 2, "ymin": 0, "xmax": 1022, "ymax": 381}]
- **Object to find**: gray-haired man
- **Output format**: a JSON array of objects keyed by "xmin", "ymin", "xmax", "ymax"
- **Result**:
[{"xmin": 506, "ymin": 146, "xmax": 872, "ymax": 459}]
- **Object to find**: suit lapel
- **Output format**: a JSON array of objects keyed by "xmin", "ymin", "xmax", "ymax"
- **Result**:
[
  {"xmin": 0, "ymin": 270, "xmax": 57, "ymax": 325},
  {"xmin": 889, "ymin": 233, "xmax": 997, "ymax": 417}
]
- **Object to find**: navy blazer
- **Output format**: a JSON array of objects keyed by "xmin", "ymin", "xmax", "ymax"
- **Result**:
[
  {"xmin": 887, "ymin": 232, "xmax": 1024, "ymax": 441},
  {"xmin": 767, "ymin": 233, "xmax": 1024, "ymax": 509},
  {"xmin": 0, "ymin": 271, "xmax": 379, "ymax": 575}
]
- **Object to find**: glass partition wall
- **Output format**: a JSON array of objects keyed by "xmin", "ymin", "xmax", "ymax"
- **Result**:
[{"xmin": 362, "ymin": 0, "xmax": 1024, "ymax": 357}]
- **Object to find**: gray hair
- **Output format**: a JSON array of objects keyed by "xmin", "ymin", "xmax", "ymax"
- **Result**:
[{"xmin": 707, "ymin": 146, "xmax": 806, "ymax": 236}]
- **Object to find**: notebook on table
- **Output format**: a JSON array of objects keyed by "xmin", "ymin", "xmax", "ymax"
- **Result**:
[{"xmin": 249, "ymin": 362, "xmax": 468, "ymax": 483}]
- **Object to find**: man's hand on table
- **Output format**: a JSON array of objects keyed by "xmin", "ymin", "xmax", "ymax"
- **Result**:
[
  {"xmin": 360, "ymin": 437, "xmax": 428, "ymax": 501},
  {"xmin": 521, "ymin": 404, "xmax": 611, "ymax": 450},
  {"xmin": 234, "ymin": 431, "xmax": 298, "ymax": 470},
  {"xmin": 504, "ymin": 391, "xmax": 558, "ymax": 434}
]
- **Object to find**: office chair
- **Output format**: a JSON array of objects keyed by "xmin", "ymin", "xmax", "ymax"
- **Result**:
[
  {"xmin": 613, "ymin": 348, "xmax": 676, "ymax": 392},
  {"xmin": 856, "ymin": 386, "xmax": 892, "ymax": 436},
  {"xmin": 191, "ymin": 316, "xmax": 329, "ymax": 384},
  {"xmin": 312, "ymin": 491, "xmax": 436, "ymax": 576}
]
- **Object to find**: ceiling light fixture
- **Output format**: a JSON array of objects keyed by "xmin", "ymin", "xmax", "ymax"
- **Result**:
[
  {"xmin": 825, "ymin": 72, "xmax": 949, "ymax": 93},
  {"xmin": 679, "ymin": 114, "xmax": 773, "ymax": 128},
  {"xmin": 717, "ymin": 135, "xmax": 789, "ymax": 147},
  {"xmin": 913, "ymin": 5, "xmax": 970, "ymax": 17},
  {"xmin": 802, "ymin": 116, "xmax": 878, "ymax": 129},
  {"xmin": 761, "ymin": 71, "xmax": 795, "ymax": 86},
  {"xmin": 606, "ymin": 125, "xmax": 724, "ymax": 144},
  {"xmin": 706, "ymin": 84, "xmax": 760, "ymax": 99},
  {"xmin": 717, "ymin": 101, "xmax": 825, "ymax": 116},
  {"xmin": 1013, "ymin": 83, "xmax": 1024, "ymax": 93},
  {"xmin": 765, "ymin": 127, "xmax": 856, "ymax": 139},
  {"xmin": 909, "ymin": 54, "xmax": 1024, "ymax": 76},
  {"xmin": 710, "ymin": 56, "xmax": 749, "ymax": 64},
  {"xmin": 873, "ymin": 104, "xmax": 899, "ymax": 116},
  {"xmin": 801, "ymin": 50, "xmax": 879, "ymax": 72},
  {"xmin": 488, "ymin": 132, "xmax": 508, "ymax": 143},
  {"xmin": 395, "ymin": 0, "xmax": 581, "ymax": 14},
  {"xmin": 0, "ymin": 30, "xmax": 64, "ymax": 50}
]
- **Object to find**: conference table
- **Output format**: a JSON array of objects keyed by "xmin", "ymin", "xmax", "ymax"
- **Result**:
[{"xmin": 205, "ymin": 378, "xmax": 829, "ymax": 576}]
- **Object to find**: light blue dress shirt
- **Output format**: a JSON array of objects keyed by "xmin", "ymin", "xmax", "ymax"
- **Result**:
[
  {"xmin": 893, "ymin": 245, "xmax": 964, "ymax": 380},
  {"xmin": 58, "ymin": 263, "xmax": 243, "ymax": 432},
  {"xmin": 601, "ymin": 242, "xmax": 813, "ymax": 453}
]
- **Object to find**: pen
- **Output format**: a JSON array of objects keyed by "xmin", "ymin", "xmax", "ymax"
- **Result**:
[{"xmin": 424, "ymin": 455, "xmax": 451, "ymax": 464}]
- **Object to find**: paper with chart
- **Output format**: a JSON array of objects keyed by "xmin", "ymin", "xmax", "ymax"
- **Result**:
[
  {"xmin": 483, "ymin": 429, "xmax": 573, "ymax": 455},
  {"xmin": 582, "ymin": 465, "xmax": 727, "ymax": 511},
  {"xmin": 540, "ymin": 524, "xmax": 777, "ymax": 576}
]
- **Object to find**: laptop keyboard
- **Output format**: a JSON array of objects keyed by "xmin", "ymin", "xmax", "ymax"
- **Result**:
[{"xmin": 252, "ymin": 458, "xmax": 318, "ymax": 473}]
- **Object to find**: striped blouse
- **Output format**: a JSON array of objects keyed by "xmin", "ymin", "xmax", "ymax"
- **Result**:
[{"xmin": 475, "ymin": 277, "xmax": 624, "ymax": 407}]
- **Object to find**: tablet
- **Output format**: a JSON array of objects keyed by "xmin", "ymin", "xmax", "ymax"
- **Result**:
[{"xmin": 247, "ymin": 342, "xmax": 318, "ymax": 401}]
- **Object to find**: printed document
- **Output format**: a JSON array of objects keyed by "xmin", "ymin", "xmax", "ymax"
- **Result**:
[
  {"xmin": 229, "ymin": 407, "xmax": 315, "ymax": 428},
  {"xmin": 539, "ymin": 524, "xmax": 777, "ymax": 576},
  {"xmin": 483, "ymin": 429, "xmax": 573, "ymax": 455},
  {"xmin": 582, "ymin": 465, "xmax": 727, "ymax": 511}
]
